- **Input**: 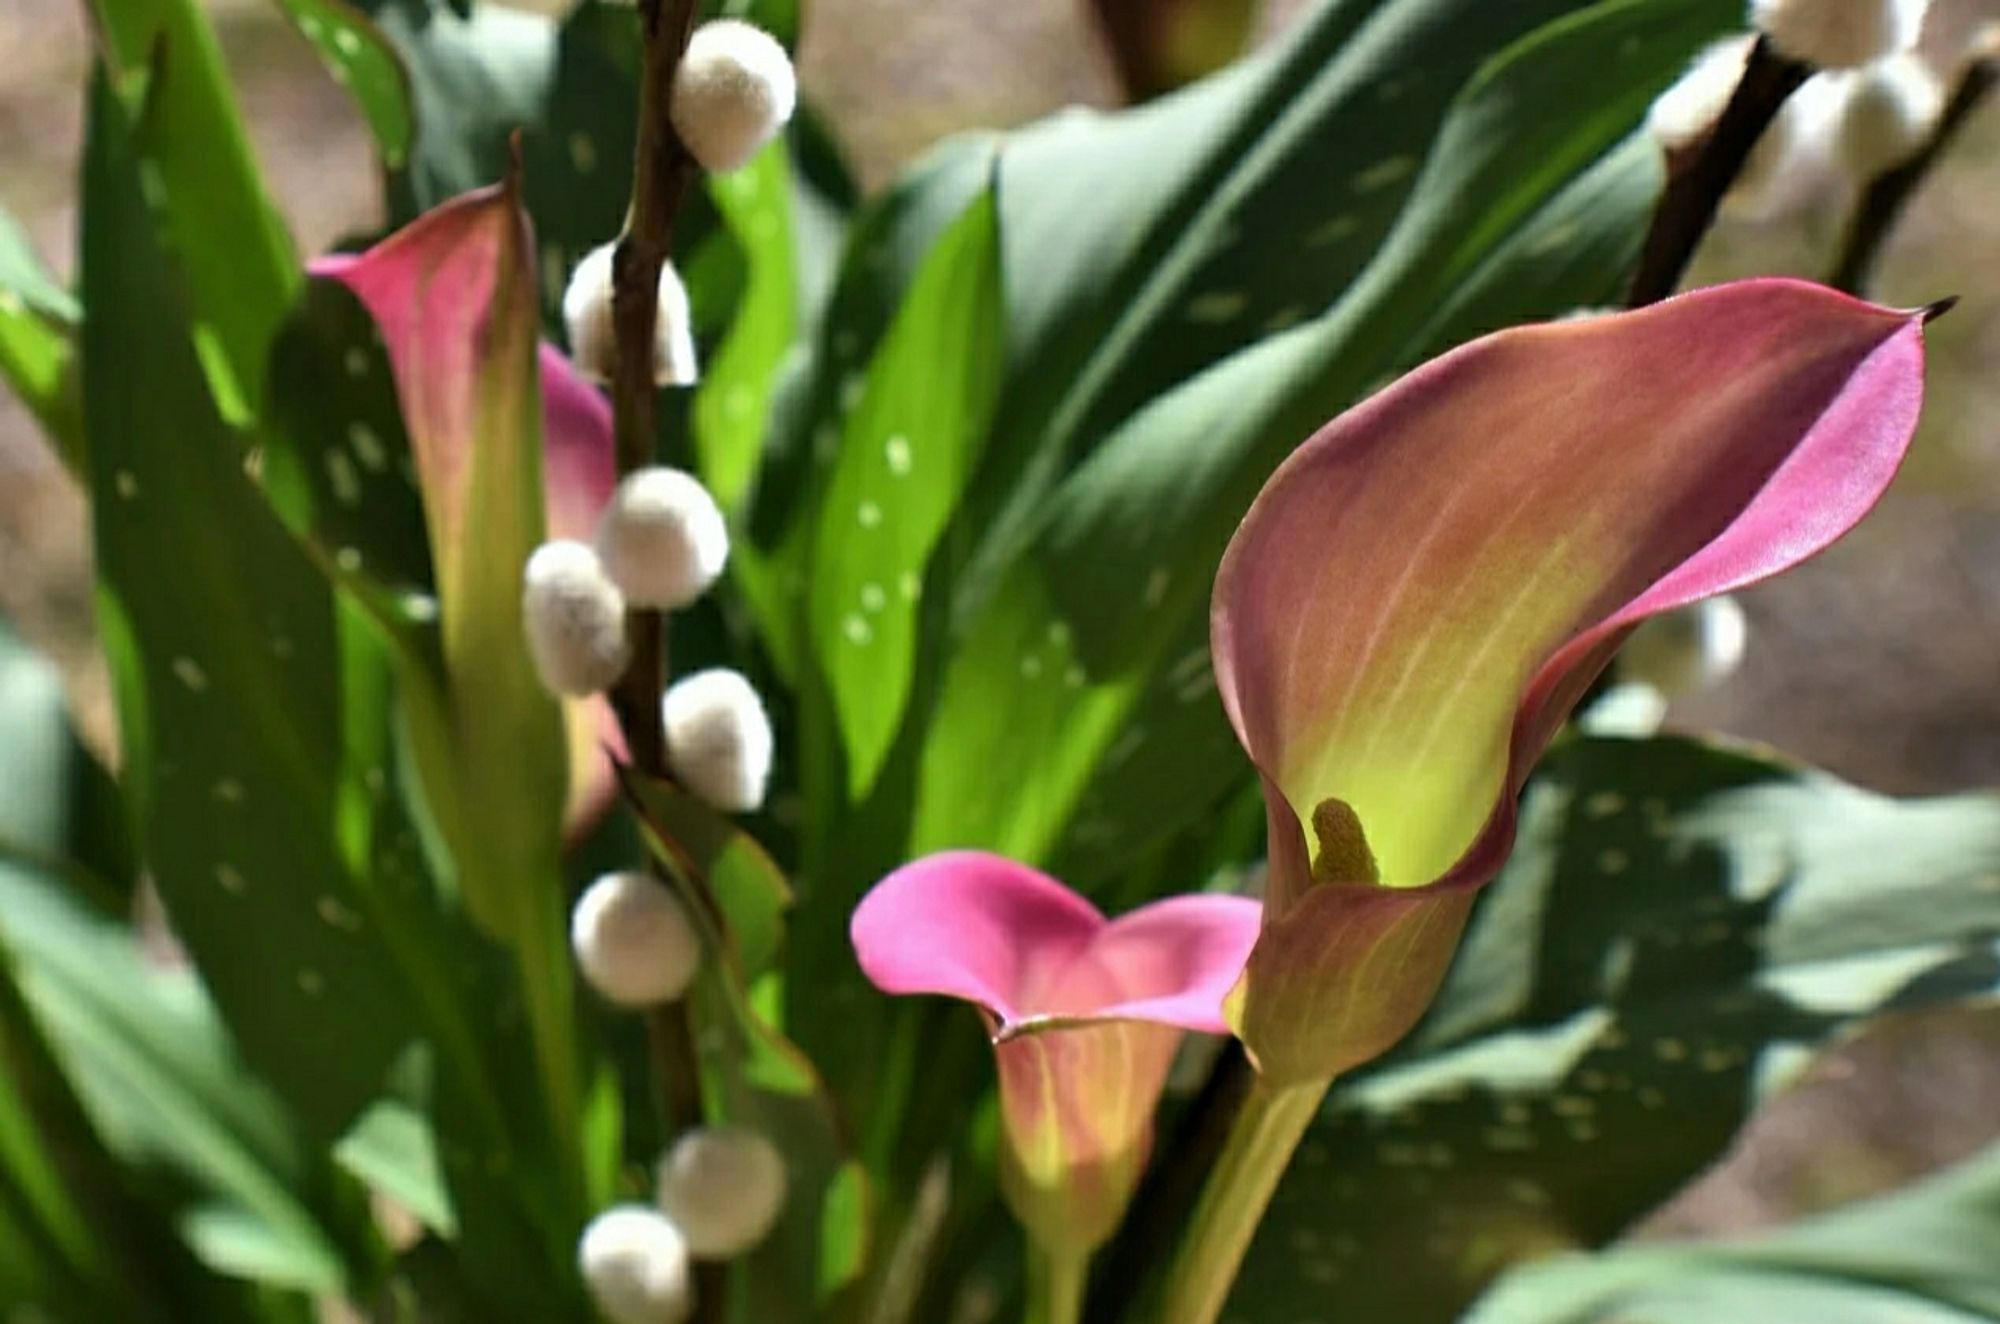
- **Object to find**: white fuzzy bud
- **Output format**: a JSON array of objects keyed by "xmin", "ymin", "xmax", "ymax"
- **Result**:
[
  {"xmin": 1835, "ymin": 54, "xmax": 1946, "ymax": 176},
  {"xmin": 670, "ymin": 20, "xmax": 797, "ymax": 173},
  {"xmin": 657, "ymin": 1127, "xmax": 787, "ymax": 1259},
  {"xmin": 1620, "ymin": 596, "xmax": 1749, "ymax": 699},
  {"xmin": 562, "ymin": 242, "xmax": 698, "ymax": 388},
  {"xmin": 1751, "ymin": 0, "xmax": 1929, "ymax": 68},
  {"xmin": 571, "ymin": 871, "xmax": 703, "ymax": 1007},
  {"xmin": 595, "ymin": 468, "xmax": 729, "ymax": 610},
  {"xmin": 579, "ymin": 1206, "xmax": 694, "ymax": 1324},
  {"xmin": 1648, "ymin": 36, "xmax": 1755, "ymax": 151},
  {"xmin": 662, "ymin": 669, "xmax": 773, "ymax": 814},
  {"xmin": 523, "ymin": 540, "xmax": 631, "ymax": 697}
]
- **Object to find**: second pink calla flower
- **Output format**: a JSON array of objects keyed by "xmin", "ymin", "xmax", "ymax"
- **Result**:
[
  {"xmin": 1211, "ymin": 278, "xmax": 1933, "ymax": 1084},
  {"xmin": 851, "ymin": 851, "xmax": 1261, "ymax": 1250}
]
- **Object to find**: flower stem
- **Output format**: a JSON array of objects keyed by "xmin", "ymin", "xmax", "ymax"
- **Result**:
[
  {"xmin": 1152, "ymin": 1075, "xmax": 1326, "ymax": 1324},
  {"xmin": 1027, "ymin": 1242, "xmax": 1091, "ymax": 1324}
]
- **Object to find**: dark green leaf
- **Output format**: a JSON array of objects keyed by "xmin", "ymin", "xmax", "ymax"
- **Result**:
[{"xmin": 82, "ymin": 70, "xmax": 415, "ymax": 1137}]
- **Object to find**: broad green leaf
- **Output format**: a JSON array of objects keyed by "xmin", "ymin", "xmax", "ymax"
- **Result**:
[
  {"xmin": 270, "ymin": 0, "xmax": 415, "ymax": 167},
  {"xmin": 809, "ymin": 183, "xmax": 1004, "ymax": 799},
  {"xmin": 81, "ymin": 71, "xmax": 414, "ymax": 1137},
  {"xmin": 90, "ymin": 0, "xmax": 298, "ymax": 417},
  {"xmin": 0, "ymin": 206, "xmax": 81, "ymax": 460},
  {"xmin": 913, "ymin": 0, "xmax": 1736, "ymax": 880},
  {"xmin": 704, "ymin": 0, "xmax": 801, "ymax": 47},
  {"xmin": 1468, "ymin": 1140, "xmax": 2000, "ymax": 1323},
  {"xmin": 1223, "ymin": 734, "xmax": 2000, "ymax": 1322},
  {"xmin": 697, "ymin": 143, "xmax": 800, "ymax": 514}
]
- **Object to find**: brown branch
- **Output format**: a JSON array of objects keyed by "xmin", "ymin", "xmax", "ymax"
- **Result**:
[
  {"xmin": 1626, "ymin": 36, "xmax": 1811, "ymax": 308},
  {"xmin": 604, "ymin": 3, "xmax": 727, "ymax": 1320},
  {"xmin": 1829, "ymin": 58, "xmax": 1997, "ymax": 296}
]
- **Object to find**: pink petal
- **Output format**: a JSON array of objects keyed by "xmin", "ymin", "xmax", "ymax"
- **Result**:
[
  {"xmin": 1075, "ymin": 894, "xmax": 1263, "ymax": 1034},
  {"xmin": 851, "ymin": 851, "xmax": 1104, "ymax": 1026}
]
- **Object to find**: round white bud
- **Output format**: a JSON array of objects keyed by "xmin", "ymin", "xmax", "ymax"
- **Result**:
[
  {"xmin": 562, "ymin": 242, "xmax": 698, "ymax": 389},
  {"xmin": 571, "ymin": 871, "xmax": 703, "ymax": 1007},
  {"xmin": 1648, "ymin": 36, "xmax": 1755, "ymax": 152},
  {"xmin": 1835, "ymin": 54, "xmax": 1946, "ymax": 176},
  {"xmin": 1621, "ymin": 596, "xmax": 1749, "ymax": 699},
  {"xmin": 578, "ymin": 1205, "xmax": 694, "ymax": 1324},
  {"xmin": 595, "ymin": 468, "xmax": 730, "ymax": 610},
  {"xmin": 1750, "ymin": 0, "xmax": 1929, "ymax": 69},
  {"xmin": 657, "ymin": 1127, "xmax": 787, "ymax": 1259},
  {"xmin": 523, "ymin": 540, "xmax": 631, "ymax": 698},
  {"xmin": 670, "ymin": 20, "xmax": 798, "ymax": 173},
  {"xmin": 662, "ymin": 669, "xmax": 773, "ymax": 814}
]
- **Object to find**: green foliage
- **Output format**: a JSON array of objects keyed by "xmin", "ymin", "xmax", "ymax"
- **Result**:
[
  {"xmin": 81, "ymin": 71, "xmax": 418, "ymax": 1138},
  {"xmin": 1230, "ymin": 733, "xmax": 2000, "ymax": 1321},
  {"xmin": 0, "ymin": 206, "xmax": 81, "ymax": 460},
  {"xmin": 1470, "ymin": 1139, "xmax": 2000, "ymax": 1323},
  {"xmin": 269, "ymin": 0, "xmax": 415, "ymax": 167}
]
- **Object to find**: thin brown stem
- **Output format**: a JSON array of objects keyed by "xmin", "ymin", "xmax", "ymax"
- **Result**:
[
  {"xmin": 1626, "ymin": 36, "xmax": 1811, "ymax": 308},
  {"xmin": 605, "ymin": 4, "xmax": 724, "ymax": 1320},
  {"xmin": 1830, "ymin": 58, "xmax": 1997, "ymax": 296}
]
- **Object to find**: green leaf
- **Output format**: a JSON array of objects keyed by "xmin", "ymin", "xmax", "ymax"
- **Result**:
[
  {"xmin": 1468, "ymin": 1140, "xmax": 2000, "ymax": 1324},
  {"xmin": 269, "ymin": 0, "xmax": 415, "ymax": 167},
  {"xmin": 809, "ymin": 181, "xmax": 1004, "ymax": 800},
  {"xmin": 697, "ymin": 143, "xmax": 800, "ymax": 515},
  {"xmin": 89, "ymin": 0, "xmax": 299, "ymax": 417},
  {"xmin": 81, "ymin": 70, "xmax": 416, "ymax": 1137},
  {"xmin": 912, "ymin": 0, "xmax": 1736, "ymax": 880},
  {"xmin": 1226, "ymin": 734, "xmax": 2000, "ymax": 1322},
  {"xmin": 0, "ymin": 205, "xmax": 83, "ymax": 461}
]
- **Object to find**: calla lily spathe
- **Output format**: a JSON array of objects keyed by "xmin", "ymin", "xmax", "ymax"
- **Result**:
[
  {"xmin": 311, "ymin": 187, "xmax": 623, "ymax": 830},
  {"xmin": 851, "ymin": 852, "xmax": 1261, "ymax": 1250},
  {"xmin": 1212, "ymin": 278, "xmax": 1931, "ymax": 1082}
]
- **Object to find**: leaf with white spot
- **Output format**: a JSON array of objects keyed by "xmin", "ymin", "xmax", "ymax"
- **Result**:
[
  {"xmin": 697, "ymin": 142, "xmax": 798, "ymax": 515},
  {"xmin": 270, "ymin": 0, "xmax": 414, "ymax": 167},
  {"xmin": 81, "ymin": 71, "xmax": 416, "ymax": 1137},
  {"xmin": 808, "ymin": 181, "xmax": 1004, "ymax": 800},
  {"xmin": 1214, "ymin": 734, "xmax": 2000, "ymax": 1322}
]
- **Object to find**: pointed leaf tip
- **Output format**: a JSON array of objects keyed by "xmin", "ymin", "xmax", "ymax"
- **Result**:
[{"xmin": 1920, "ymin": 295, "xmax": 1958, "ymax": 324}]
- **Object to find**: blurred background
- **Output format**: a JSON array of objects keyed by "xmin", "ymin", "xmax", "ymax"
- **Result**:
[{"xmin": 4, "ymin": 0, "xmax": 1999, "ymax": 1256}]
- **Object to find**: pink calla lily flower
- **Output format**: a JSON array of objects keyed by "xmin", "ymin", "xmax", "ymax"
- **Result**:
[
  {"xmin": 1212, "ymin": 278, "xmax": 1932, "ymax": 1083},
  {"xmin": 311, "ymin": 195, "xmax": 622, "ymax": 832},
  {"xmin": 851, "ymin": 851, "xmax": 1262, "ymax": 1250}
]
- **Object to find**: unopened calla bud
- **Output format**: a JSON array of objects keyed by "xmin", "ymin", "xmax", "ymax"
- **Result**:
[
  {"xmin": 1619, "ymin": 595, "xmax": 1749, "ymax": 700},
  {"xmin": 1834, "ymin": 54, "xmax": 1946, "ymax": 176},
  {"xmin": 656, "ymin": 1126, "xmax": 787, "ymax": 1258},
  {"xmin": 523, "ymin": 540, "xmax": 631, "ymax": 697},
  {"xmin": 1647, "ymin": 35, "xmax": 1755, "ymax": 152},
  {"xmin": 562, "ymin": 241, "xmax": 698, "ymax": 388},
  {"xmin": 662, "ymin": 669, "xmax": 773, "ymax": 813},
  {"xmin": 670, "ymin": 20, "xmax": 797, "ymax": 173},
  {"xmin": 571, "ymin": 871, "xmax": 703, "ymax": 1007},
  {"xmin": 579, "ymin": 1206, "xmax": 694, "ymax": 1324},
  {"xmin": 1751, "ymin": 0, "xmax": 1929, "ymax": 68},
  {"xmin": 595, "ymin": 467, "xmax": 729, "ymax": 610}
]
